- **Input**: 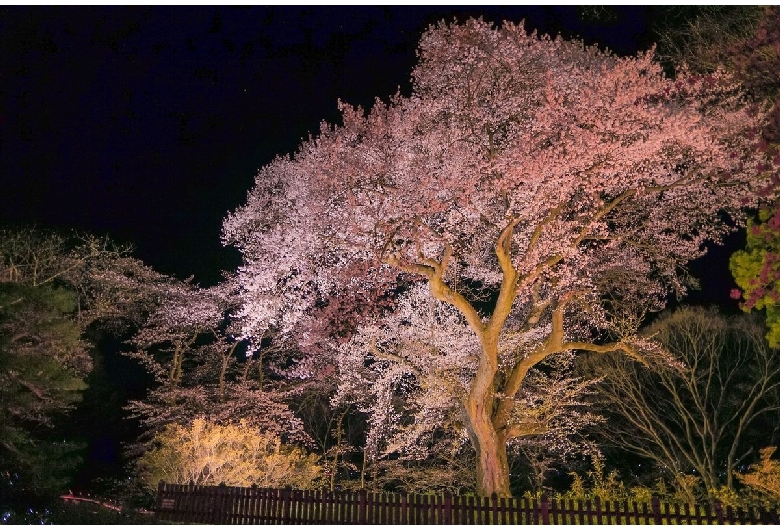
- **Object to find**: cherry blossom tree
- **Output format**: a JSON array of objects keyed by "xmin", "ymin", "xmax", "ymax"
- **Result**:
[
  {"xmin": 224, "ymin": 19, "xmax": 769, "ymax": 496},
  {"xmin": 125, "ymin": 278, "xmax": 309, "ymax": 450},
  {"xmin": 127, "ymin": 280, "xmax": 228, "ymax": 394}
]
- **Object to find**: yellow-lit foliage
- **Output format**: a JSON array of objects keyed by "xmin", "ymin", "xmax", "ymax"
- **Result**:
[
  {"xmin": 139, "ymin": 417, "xmax": 321, "ymax": 489},
  {"xmin": 736, "ymin": 447, "xmax": 780, "ymax": 502},
  {"xmin": 562, "ymin": 456, "xmax": 630, "ymax": 503}
]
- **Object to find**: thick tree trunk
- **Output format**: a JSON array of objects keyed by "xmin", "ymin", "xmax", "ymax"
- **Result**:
[
  {"xmin": 465, "ymin": 339, "xmax": 512, "ymax": 498},
  {"xmin": 421, "ymin": 223, "xmax": 520, "ymax": 498},
  {"xmin": 472, "ymin": 422, "xmax": 511, "ymax": 497}
]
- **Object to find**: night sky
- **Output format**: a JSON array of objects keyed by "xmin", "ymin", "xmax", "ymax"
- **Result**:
[{"xmin": 0, "ymin": 6, "xmax": 738, "ymax": 305}]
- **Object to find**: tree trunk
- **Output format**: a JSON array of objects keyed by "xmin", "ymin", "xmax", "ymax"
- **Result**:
[
  {"xmin": 219, "ymin": 353, "xmax": 229, "ymax": 402},
  {"xmin": 423, "ymin": 225, "xmax": 519, "ymax": 498},
  {"xmin": 169, "ymin": 344, "xmax": 183, "ymax": 389},
  {"xmin": 330, "ymin": 409, "xmax": 347, "ymax": 491},
  {"xmin": 473, "ymin": 427, "xmax": 511, "ymax": 497},
  {"xmin": 465, "ymin": 340, "xmax": 512, "ymax": 498},
  {"xmin": 466, "ymin": 398, "xmax": 511, "ymax": 497},
  {"xmin": 360, "ymin": 449, "xmax": 367, "ymax": 490},
  {"xmin": 219, "ymin": 343, "xmax": 239, "ymax": 403}
]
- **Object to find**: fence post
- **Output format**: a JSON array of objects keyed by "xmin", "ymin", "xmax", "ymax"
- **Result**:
[
  {"xmin": 226, "ymin": 483, "xmax": 234, "ymax": 524},
  {"xmin": 713, "ymin": 499, "xmax": 724, "ymax": 525},
  {"xmin": 651, "ymin": 496, "xmax": 662, "ymax": 525},
  {"xmin": 211, "ymin": 483, "xmax": 219, "ymax": 525},
  {"xmin": 443, "ymin": 492, "xmax": 452, "ymax": 525},
  {"xmin": 540, "ymin": 494, "xmax": 549, "ymax": 525},
  {"xmin": 758, "ymin": 506, "xmax": 778, "ymax": 525},
  {"xmin": 154, "ymin": 480, "xmax": 165, "ymax": 522},
  {"xmin": 595, "ymin": 496, "xmax": 602, "ymax": 525},
  {"xmin": 282, "ymin": 487, "xmax": 292, "ymax": 524},
  {"xmin": 358, "ymin": 489, "xmax": 367, "ymax": 525}
]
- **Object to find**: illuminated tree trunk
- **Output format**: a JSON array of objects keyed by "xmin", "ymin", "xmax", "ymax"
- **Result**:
[
  {"xmin": 427, "ymin": 226, "xmax": 519, "ymax": 498},
  {"xmin": 169, "ymin": 344, "xmax": 185, "ymax": 390},
  {"xmin": 474, "ymin": 436, "xmax": 510, "ymax": 498},
  {"xmin": 168, "ymin": 335, "xmax": 197, "ymax": 390},
  {"xmin": 464, "ymin": 368, "xmax": 511, "ymax": 497}
]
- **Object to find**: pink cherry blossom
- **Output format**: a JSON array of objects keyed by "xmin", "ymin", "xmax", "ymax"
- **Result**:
[{"xmin": 225, "ymin": 19, "xmax": 768, "ymax": 496}]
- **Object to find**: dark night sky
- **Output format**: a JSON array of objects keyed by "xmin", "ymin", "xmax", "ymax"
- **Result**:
[{"xmin": 0, "ymin": 6, "xmax": 738, "ymax": 305}]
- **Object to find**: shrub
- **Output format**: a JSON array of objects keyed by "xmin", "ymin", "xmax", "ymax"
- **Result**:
[
  {"xmin": 735, "ymin": 447, "xmax": 780, "ymax": 510},
  {"xmin": 138, "ymin": 417, "xmax": 321, "ymax": 490}
]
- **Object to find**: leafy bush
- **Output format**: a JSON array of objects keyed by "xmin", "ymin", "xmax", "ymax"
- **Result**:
[
  {"xmin": 735, "ymin": 447, "xmax": 780, "ymax": 510},
  {"xmin": 138, "ymin": 417, "xmax": 321, "ymax": 490}
]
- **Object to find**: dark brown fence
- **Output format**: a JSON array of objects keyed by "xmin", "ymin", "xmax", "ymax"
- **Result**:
[{"xmin": 155, "ymin": 481, "xmax": 780, "ymax": 525}]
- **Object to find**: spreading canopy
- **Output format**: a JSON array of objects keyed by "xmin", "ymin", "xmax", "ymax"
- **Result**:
[
  {"xmin": 226, "ymin": 19, "xmax": 764, "ymax": 345},
  {"xmin": 224, "ymin": 18, "xmax": 767, "ymax": 496}
]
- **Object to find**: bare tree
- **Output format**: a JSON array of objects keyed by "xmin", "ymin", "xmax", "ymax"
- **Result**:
[{"xmin": 582, "ymin": 307, "xmax": 780, "ymax": 502}]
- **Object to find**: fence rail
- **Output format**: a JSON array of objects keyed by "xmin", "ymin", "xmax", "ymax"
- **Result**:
[{"xmin": 155, "ymin": 481, "xmax": 780, "ymax": 525}]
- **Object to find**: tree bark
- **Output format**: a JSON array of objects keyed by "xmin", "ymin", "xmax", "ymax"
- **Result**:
[
  {"xmin": 422, "ymin": 221, "xmax": 519, "ymax": 498},
  {"xmin": 219, "ymin": 342, "xmax": 239, "ymax": 403},
  {"xmin": 169, "ymin": 344, "xmax": 184, "ymax": 390},
  {"xmin": 465, "ymin": 398, "xmax": 511, "ymax": 497},
  {"xmin": 464, "ymin": 335, "xmax": 512, "ymax": 497}
]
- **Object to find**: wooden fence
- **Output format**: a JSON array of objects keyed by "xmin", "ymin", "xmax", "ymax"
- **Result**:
[{"xmin": 155, "ymin": 481, "xmax": 780, "ymax": 525}]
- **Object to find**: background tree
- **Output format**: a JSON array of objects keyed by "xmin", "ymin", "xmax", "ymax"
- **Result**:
[
  {"xmin": 581, "ymin": 307, "xmax": 780, "ymax": 503},
  {"xmin": 649, "ymin": 7, "xmax": 780, "ymax": 346},
  {"xmin": 225, "ymin": 18, "xmax": 766, "ymax": 497},
  {"xmin": 125, "ymin": 278, "xmax": 310, "ymax": 472},
  {"xmin": 723, "ymin": 8, "xmax": 780, "ymax": 342},
  {"xmin": 0, "ymin": 226, "xmax": 163, "ymax": 503},
  {"xmin": 651, "ymin": 6, "xmax": 766, "ymax": 76},
  {"xmin": 0, "ymin": 282, "xmax": 88, "ymax": 497},
  {"xmin": 0, "ymin": 226, "xmax": 164, "ymax": 327},
  {"xmin": 292, "ymin": 385, "xmax": 368, "ymax": 491}
]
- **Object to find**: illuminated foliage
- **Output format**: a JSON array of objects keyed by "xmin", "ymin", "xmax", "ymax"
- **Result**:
[
  {"xmin": 731, "ymin": 210, "xmax": 780, "ymax": 346},
  {"xmin": 736, "ymin": 447, "xmax": 780, "ymax": 506},
  {"xmin": 138, "ymin": 417, "xmax": 321, "ymax": 489},
  {"xmin": 225, "ymin": 19, "xmax": 766, "ymax": 496}
]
